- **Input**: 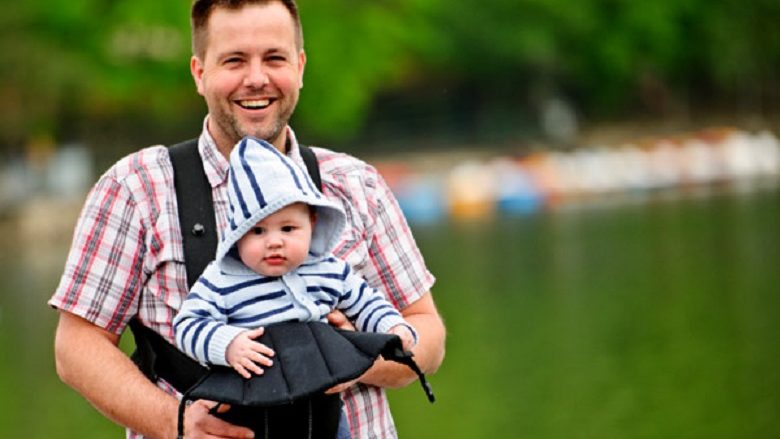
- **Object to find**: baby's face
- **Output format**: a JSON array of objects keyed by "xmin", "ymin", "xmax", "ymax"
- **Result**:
[{"xmin": 237, "ymin": 202, "xmax": 314, "ymax": 277}]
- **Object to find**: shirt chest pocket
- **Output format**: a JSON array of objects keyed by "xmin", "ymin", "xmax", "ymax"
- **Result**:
[
  {"xmin": 142, "ymin": 215, "xmax": 188, "ymax": 316},
  {"xmin": 331, "ymin": 199, "xmax": 370, "ymax": 274}
]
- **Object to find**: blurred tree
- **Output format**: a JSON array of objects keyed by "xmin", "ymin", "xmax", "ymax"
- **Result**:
[
  {"xmin": 296, "ymin": 0, "xmax": 438, "ymax": 140},
  {"xmin": 0, "ymin": 0, "xmax": 194, "ymax": 152},
  {"xmin": 1, "ymin": 0, "xmax": 778, "ymax": 152}
]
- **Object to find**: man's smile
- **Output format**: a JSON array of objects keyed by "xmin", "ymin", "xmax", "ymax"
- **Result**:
[{"xmin": 237, "ymin": 99, "xmax": 272, "ymax": 110}]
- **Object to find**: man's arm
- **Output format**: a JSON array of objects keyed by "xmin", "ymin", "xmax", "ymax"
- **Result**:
[
  {"xmin": 53, "ymin": 311, "xmax": 253, "ymax": 439},
  {"xmin": 329, "ymin": 292, "xmax": 445, "ymax": 389}
]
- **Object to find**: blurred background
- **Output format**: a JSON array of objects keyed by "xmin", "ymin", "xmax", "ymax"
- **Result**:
[{"xmin": 1, "ymin": 0, "xmax": 779, "ymax": 437}]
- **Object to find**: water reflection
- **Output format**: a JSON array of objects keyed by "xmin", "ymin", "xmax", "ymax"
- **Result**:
[{"xmin": 391, "ymin": 188, "xmax": 780, "ymax": 438}]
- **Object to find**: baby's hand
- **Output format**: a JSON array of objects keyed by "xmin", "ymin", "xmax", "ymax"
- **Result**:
[
  {"xmin": 389, "ymin": 324, "xmax": 416, "ymax": 352},
  {"xmin": 226, "ymin": 327, "xmax": 275, "ymax": 379}
]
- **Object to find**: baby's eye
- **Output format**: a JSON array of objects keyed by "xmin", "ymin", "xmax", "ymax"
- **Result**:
[
  {"xmin": 281, "ymin": 225, "xmax": 296, "ymax": 233},
  {"xmin": 252, "ymin": 227, "xmax": 265, "ymax": 235}
]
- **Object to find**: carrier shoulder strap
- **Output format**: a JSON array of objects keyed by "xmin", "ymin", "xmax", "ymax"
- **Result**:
[
  {"xmin": 299, "ymin": 143, "xmax": 322, "ymax": 193},
  {"xmin": 170, "ymin": 138, "xmax": 219, "ymax": 289},
  {"xmin": 130, "ymin": 138, "xmax": 322, "ymax": 392}
]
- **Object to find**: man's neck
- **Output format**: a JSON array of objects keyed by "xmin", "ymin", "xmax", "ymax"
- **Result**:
[{"xmin": 210, "ymin": 128, "xmax": 289, "ymax": 159}]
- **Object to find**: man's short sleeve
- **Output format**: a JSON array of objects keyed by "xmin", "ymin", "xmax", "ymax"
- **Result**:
[{"xmin": 49, "ymin": 173, "xmax": 147, "ymax": 334}]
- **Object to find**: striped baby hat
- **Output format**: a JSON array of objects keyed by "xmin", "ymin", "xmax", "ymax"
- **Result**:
[{"xmin": 215, "ymin": 136, "xmax": 346, "ymax": 264}]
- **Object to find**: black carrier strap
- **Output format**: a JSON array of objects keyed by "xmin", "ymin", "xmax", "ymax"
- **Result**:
[
  {"xmin": 298, "ymin": 142, "xmax": 322, "ymax": 194},
  {"xmin": 130, "ymin": 139, "xmax": 322, "ymax": 392},
  {"xmin": 170, "ymin": 139, "xmax": 219, "ymax": 290}
]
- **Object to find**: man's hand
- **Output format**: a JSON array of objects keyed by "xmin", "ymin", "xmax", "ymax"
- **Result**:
[
  {"xmin": 226, "ymin": 328, "xmax": 275, "ymax": 379},
  {"xmin": 324, "ymin": 376, "xmax": 361, "ymax": 395},
  {"xmin": 326, "ymin": 310, "xmax": 355, "ymax": 331},
  {"xmin": 184, "ymin": 400, "xmax": 255, "ymax": 439}
]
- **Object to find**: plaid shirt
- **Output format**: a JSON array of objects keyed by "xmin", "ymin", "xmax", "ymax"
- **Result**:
[{"xmin": 49, "ymin": 121, "xmax": 435, "ymax": 439}]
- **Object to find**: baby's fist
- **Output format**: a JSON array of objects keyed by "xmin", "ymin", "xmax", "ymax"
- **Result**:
[{"xmin": 389, "ymin": 324, "xmax": 416, "ymax": 352}]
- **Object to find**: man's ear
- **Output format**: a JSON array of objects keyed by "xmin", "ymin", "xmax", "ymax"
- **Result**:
[
  {"xmin": 191, "ymin": 55, "xmax": 205, "ymax": 96},
  {"xmin": 297, "ymin": 50, "xmax": 306, "ymax": 89}
]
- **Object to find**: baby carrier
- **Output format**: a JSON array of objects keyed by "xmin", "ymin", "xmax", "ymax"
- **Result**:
[{"xmin": 129, "ymin": 139, "xmax": 433, "ymax": 439}]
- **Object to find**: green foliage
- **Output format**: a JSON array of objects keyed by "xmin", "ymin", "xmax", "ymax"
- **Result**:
[
  {"xmin": 296, "ymin": 0, "xmax": 434, "ymax": 139},
  {"xmin": 0, "ymin": 0, "xmax": 194, "ymax": 148},
  {"xmin": 1, "ymin": 0, "xmax": 779, "ymax": 150}
]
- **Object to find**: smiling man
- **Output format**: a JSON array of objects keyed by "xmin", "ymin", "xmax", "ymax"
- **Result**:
[{"xmin": 50, "ymin": 1, "xmax": 445, "ymax": 438}]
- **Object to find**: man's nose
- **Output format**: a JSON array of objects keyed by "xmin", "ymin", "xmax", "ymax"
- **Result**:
[{"xmin": 245, "ymin": 59, "xmax": 270, "ymax": 88}]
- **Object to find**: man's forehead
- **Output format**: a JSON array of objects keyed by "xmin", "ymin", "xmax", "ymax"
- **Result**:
[{"xmin": 204, "ymin": 5, "xmax": 298, "ymax": 54}]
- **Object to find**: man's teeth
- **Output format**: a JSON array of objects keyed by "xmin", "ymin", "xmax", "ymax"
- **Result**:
[{"xmin": 240, "ymin": 99, "xmax": 271, "ymax": 109}]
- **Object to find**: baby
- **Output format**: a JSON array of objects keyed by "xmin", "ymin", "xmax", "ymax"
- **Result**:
[{"xmin": 174, "ymin": 136, "xmax": 415, "ymax": 382}]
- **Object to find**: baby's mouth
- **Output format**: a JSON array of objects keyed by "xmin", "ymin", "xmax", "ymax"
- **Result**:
[{"xmin": 264, "ymin": 255, "xmax": 286, "ymax": 264}]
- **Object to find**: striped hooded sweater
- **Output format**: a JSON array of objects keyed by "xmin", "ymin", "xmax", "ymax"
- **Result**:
[{"xmin": 173, "ymin": 137, "xmax": 414, "ymax": 367}]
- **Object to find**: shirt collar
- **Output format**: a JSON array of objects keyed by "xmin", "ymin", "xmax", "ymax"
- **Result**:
[
  {"xmin": 284, "ymin": 126, "xmax": 305, "ymax": 166},
  {"xmin": 198, "ymin": 116, "xmax": 230, "ymax": 189}
]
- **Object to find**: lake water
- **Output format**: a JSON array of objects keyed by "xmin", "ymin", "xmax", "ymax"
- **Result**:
[{"xmin": 1, "ymin": 187, "xmax": 778, "ymax": 438}]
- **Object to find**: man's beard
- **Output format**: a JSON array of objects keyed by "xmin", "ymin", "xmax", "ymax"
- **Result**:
[{"xmin": 217, "ymin": 101, "xmax": 295, "ymax": 147}]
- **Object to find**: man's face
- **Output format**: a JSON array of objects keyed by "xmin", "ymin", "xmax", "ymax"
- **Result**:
[{"xmin": 191, "ymin": 2, "xmax": 305, "ymax": 154}]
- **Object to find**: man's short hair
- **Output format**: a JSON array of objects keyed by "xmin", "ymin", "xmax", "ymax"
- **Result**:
[{"xmin": 191, "ymin": 0, "xmax": 303, "ymax": 58}]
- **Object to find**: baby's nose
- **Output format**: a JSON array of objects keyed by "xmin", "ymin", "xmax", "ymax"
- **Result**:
[{"xmin": 266, "ymin": 234, "xmax": 283, "ymax": 248}]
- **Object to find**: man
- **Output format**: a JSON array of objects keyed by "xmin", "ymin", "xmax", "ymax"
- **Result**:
[{"xmin": 50, "ymin": 1, "xmax": 445, "ymax": 438}]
